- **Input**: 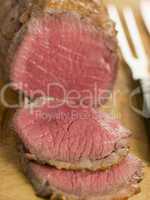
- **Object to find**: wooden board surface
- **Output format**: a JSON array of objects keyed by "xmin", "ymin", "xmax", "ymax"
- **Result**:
[{"xmin": 0, "ymin": 0, "xmax": 150, "ymax": 199}]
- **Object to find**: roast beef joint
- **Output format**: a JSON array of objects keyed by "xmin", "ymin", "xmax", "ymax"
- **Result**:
[{"xmin": 0, "ymin": 0, "xmax": 144, "ymax": 200}]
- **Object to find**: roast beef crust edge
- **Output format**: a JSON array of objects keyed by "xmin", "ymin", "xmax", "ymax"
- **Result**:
[
  {"xmin": 19, "ymin": 145, "xmax": 143, "ymax": 200},
  {"xmin": 25, "ymin": 145, "xmax": 129, "ymax": 171}
]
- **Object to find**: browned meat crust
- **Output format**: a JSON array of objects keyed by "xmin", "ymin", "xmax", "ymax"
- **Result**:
[
  {"xmin": 19, "ymin": 145, "xmax": 143, "ymax": 200},
  {"xmin": 24, "ymin": 140, "xmax": 129, "ymax": 171}
]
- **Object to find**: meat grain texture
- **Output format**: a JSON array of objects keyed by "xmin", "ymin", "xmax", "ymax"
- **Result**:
[
  {"xmin": 0, "ymin": 0, "xmax": 144, "ymax": 200},
  {"xmin": 14, "ymin": 99, "xmax": 130, "ymax": 171},
  {"xmin": 0, "ymin": 0, "xmax": 118, "ymax": 106},
  {"xmin": 20, "ymin": 146, "xmax": 143, "ymax": 200}
]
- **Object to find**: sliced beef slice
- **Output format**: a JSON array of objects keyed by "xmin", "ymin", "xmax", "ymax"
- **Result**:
[
  {"xmin": 9, "ymin": 0, "xmax": 118, "ymax": 106},
  {"xmin": 21, "ymin": 153, "xmax": 143, "ymax": 200},
  {"xmin": 14, "ymin": 99, "xmax": 131, "ymax": 171},
  {"xmin": 0, "ymin": 0, "xmax": 117, "ymax": 58}
]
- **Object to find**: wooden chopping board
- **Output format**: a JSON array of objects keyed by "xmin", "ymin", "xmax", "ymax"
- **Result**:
[{"xmin": 0, "ymin": 0, "xmax": 150, "ymax": 199}]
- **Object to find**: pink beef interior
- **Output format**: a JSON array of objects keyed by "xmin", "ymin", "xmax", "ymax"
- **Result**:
[
  {"xmin": 10, "ymin": 12, "xmax": 118, "ymax": 106},
  {"xmin": 14, "ymin": 99, "xmax": 130, "ymax": 163},
  {"xmin": 29, "ymin": 155, "xmax": 143, "ymax": 197}
]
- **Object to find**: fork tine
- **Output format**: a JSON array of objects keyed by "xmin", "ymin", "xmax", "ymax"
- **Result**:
[
  {"xmin": 123, "ymin": 7, "xmax": 148, "ymax": 65},
  {"xmin": 140, "ymin": 0, "xmax": 150, "ymax": 34},
  {"xmin": 107, "ymin": 5, "xmax": 134, "ymax": 65},
  {"xmin": 107, "ymin": 4, "xmax": 149, "ymax": 80}
]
